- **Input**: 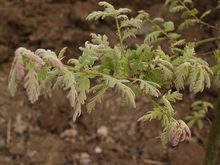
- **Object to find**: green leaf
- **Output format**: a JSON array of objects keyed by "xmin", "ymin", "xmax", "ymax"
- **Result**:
[
  {"xmin": 73, "ymin": 73, "xmax": 91, "ymax": 121},
  {"xmin": 87, "ymin": 84, "xmax": 108, "ymax": 113},
  {"xmin": 153, "ymin": 17, "xmax": 164, "ymax": 23},
  {"xmin": 144, "ymin": 31, "xmax": 161, "ymax": 44},
  {"xmin": 164, "ymin": 21, "xmax": 175, "ymax": 32},
  {"xmin": 62, "ymin": 70, "xmax": 77, "ymax": 108},
  {"xmin": 164, "ymin": 90, "xmax": 183, "ymax": 102},
  {"xmin": 76, "ymin": 74, "xmax": 90, "ymax": 105},
  {"xmin": 87, "ymin": 11, "xmax": 112, "ymax": 20},
  {"xmin": 24, "ymin": 62, "xmax": 40, "ymax": 104},
  {"xmin": 122, "ymin": 29, "xmax": 137, "ymax": 41},
  {"xmin": 168, "ymin": 33, "xmax": 181, "ymax": 40},
  {"xmin": 154, "ymin": 57, "xmax": 173, "ymax": 80},
  {"xmin": 98, "ymin": 1, "xmax": 114, "ymax": 10},
  {"xmin": 8, "ymin": 68, "xmax": 17, "ymax": 97},
  {"xmin": 178, "ymin": 19, "xmax": 199, "ymax": 30},
  {"xmin": 58, "ymin": 47, "xmax": 67, "ymax": 60},
  {"xmin": 138, "ymin": 114, "xmax": 152, "ymax": 122},
  {"xmin": 139, "ymin": 107, "xmax": 163, "ymax": 122},
  {"xmin": 191, "ymin": 8, "xmax": 199, "ymax": 15},
  {"xmin": 172, "ymin": 39, "xmax": 186, "ymax": 47},
  {"xmin": 135, "ymin": 79, "xmax": 161, "ymax": 97},
  {"xmin": 79, "ymin": 48, "xmax": 99, "ymax": 67},
  {"xmin": 91, "ymin": 33, "xmax": 110, "ymax": 47},
  {"xmin": 170, "ymin": 5, "xmax": 185, "ymax": 13},
  {"xmin": 186, "ymin": 99, "xmax": 213, "ymax": 129},
  {"xmin": 181, "ymin": 11, "xmax": 191, "ymax": 19},
  {"xmin": 200, "ymin": 10, "xmax": 211, "ymax": 19},
  {"xmin": 174, "ymin": 62, "xmax": 191, "ymax": 90},
  {"xmin": 197, "ymin": 120, "xmax": 203, "ymax": 129},
  {"xmin": 191, "ymin": 100, "xmax": 213, "ymax": 113},
  {"xmin": 38, "ymin": 67, "xmax": 50, "ymax": 83},
  {"xmin": 120, "ymin": 18, "xmax": 143, "ymax": 29},
  {"xmin": 104, "ymin": 75, "xmax": 136, "ymax": 108},
  {"xmin": 117, "ymin": 8, "xmax": 131, "ymax": 14},
  {"xmin": 160, "ymin": 96, "xmax": 174, "ymax": 115},
  {"xmin": 192, "ymin": 69, "xmax": 205, "ymax": 93}
]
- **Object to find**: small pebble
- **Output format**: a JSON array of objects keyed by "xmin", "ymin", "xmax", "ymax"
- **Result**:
[
  {"xmin": 97, "ymin": 126, "xmax": 108, "ymax": 137},
  {"xmin": 27, "ymin": 150, "xmax": 37, "ymax": 157},
  {"xmin": 60, "ymin": 128, "xmax": 77, "ymax": 139},
  {"xmin": 94, "ymin": 146, "xmax": 102, "ymax": 154},
  {"xmin": 80, "ymin": 153, "xmax": 92, "ymax": 165}
]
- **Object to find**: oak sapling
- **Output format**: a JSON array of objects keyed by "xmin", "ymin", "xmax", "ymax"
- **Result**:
[{"xmin": 7, "ymin": 1, "xmax": 220, "ymax": 164}]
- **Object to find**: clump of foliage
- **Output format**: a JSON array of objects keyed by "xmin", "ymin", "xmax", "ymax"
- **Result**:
[
  {"xmin": 186, "ymin": 100, "xmax": 213, "ymax": 129},
  {"xmin": 8, "ymin": 0, "xmax": 220, "ymax": 157}
]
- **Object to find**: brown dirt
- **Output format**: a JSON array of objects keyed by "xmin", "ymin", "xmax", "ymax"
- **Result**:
[{"xmin": 0, "ymin": 0, "xmax": 218, "ymax": 165}]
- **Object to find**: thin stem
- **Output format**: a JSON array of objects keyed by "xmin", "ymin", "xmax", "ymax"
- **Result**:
[
  {"xmin": 178, "ymin": 0, "xmax": 215, "ymax": 29},
  {"xmin": 65, "ymin": 65, "xmax": 134, "ymax": 81},
  {"xmin": 115, "ymin": 16, "xmax": 125, "ymax": 55},
  {"xmin": 146, "ymin": 95, "xmax": 173, "ymax": 124},
  {"xmin": 195, "ymin": 36, "xmax": 220, "ymax": 47},
  {"xmin": 147, "ymin": 18, "xmax": 170, "ymax": 39},
  {"xmin": 197, "ymin": 50, "xmax": 216, "ymax": 56},
  {"xmin": 146, "ymin": 95, "xmax": 162, "ymax": 109},
  {"xmin": 65, "ymin": 65, "xmax": 106, "ymax": 77}
]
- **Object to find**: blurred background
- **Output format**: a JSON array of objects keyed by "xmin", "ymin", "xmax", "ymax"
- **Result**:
[{"xmin": 0, "ymin": 0, "xmax": 219, "ymax": 164}]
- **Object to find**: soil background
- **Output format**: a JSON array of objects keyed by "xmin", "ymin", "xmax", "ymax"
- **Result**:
[{"xmin": 0, "ymin": 0, "xmax": 219, "ymax": 165}]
